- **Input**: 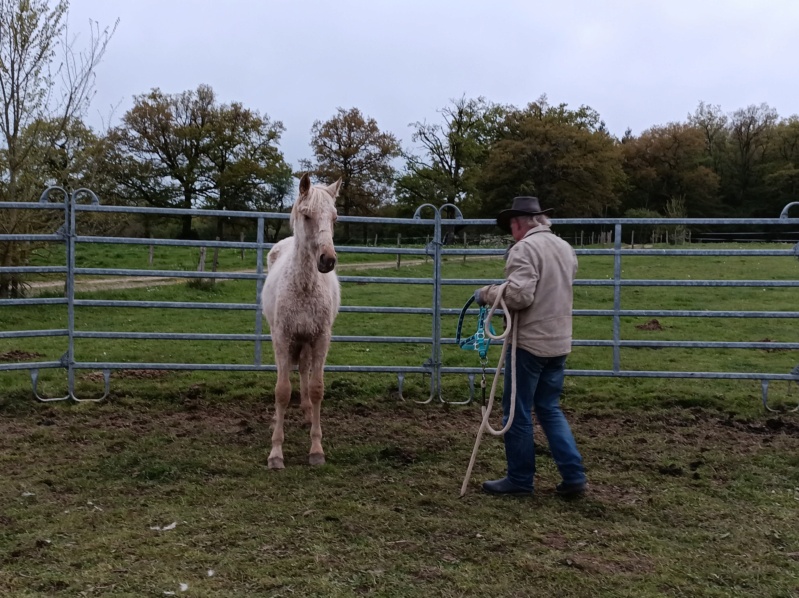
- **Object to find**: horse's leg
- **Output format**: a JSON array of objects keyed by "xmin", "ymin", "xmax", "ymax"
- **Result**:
[
  {"xmin": 268, "ymin": 347, "xmax": 292, "ymax": 470},
  {"xmin": 299, "ymin": 344, "xmax": 313, "ymax": 426},
  {"xmin": 304, "ymin": 336, "xmax": 330, "ymax": 466}
]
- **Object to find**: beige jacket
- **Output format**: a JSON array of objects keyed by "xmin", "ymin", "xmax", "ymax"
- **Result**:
[{"xmin": 479, "ymin": 225, "xmax": 577, "ymax": 357}]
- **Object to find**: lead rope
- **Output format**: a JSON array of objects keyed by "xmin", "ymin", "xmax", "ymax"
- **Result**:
[{"xmin": 460, "ymin": 282, "xmax": 518, "ymax": 497}]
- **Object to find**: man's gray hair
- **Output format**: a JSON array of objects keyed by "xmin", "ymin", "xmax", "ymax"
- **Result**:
[{"xmin": 516, "ymin": 214, "xmax": 551, "ymax": 228}]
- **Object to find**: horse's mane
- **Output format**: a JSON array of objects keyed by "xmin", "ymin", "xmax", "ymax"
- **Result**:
[{"xmin": 290, "ymin": 185, "xmax": 334, "ymax": 230}]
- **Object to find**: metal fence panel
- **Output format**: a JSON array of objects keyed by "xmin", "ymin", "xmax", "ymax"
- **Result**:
[{"xmin": 1, "ymin": 188, "xmax": 798, "ymax": 409}]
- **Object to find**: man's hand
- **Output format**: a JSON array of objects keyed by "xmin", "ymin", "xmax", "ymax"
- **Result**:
[{"xmin": 474, "ymin": 288, "xmax": 487, "ymax": 306}]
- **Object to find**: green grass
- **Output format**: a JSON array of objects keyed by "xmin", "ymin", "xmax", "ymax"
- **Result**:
[
  {"xmin": 3, "ymin": 248, "xmax": 797, "ymax": 409},
  {"xmin": 1, "ymin": 392, "xmax": 799, "ymax": 596},
  {"xmin": 25, "ymin": 240, "xmax": 440, "ymax": 276},
  {"xmin": 2, "ymin": 247, "xmax": 799, "ymax": 596}
]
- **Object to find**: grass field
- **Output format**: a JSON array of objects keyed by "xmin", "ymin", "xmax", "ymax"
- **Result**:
[
  {"xmin": 26, "ymin": 238, "xmax": 441, "ymax": 276},
  {"xmin": 2, "ymin": 246, "xmax": 799, "ymax": 596}
]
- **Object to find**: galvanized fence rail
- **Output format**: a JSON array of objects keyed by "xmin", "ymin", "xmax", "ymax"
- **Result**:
[{"xmin": 1, "ymin": 188, "xmax": 798, "ymax": 410}]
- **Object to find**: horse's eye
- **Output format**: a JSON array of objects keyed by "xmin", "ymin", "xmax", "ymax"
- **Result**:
[{"xmin": 304, "ymin": 215, "xmax": 310, "ymax": 221}]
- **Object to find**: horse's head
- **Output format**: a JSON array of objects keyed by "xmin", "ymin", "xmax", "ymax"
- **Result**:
[{"xmin": 291, "ymin": 173, "xmax": 341, "ymax": 273}]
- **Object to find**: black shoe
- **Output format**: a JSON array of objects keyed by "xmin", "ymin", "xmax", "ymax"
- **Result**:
[
  {"xmin": 556, "ymin": 481, "xmax": 587, "ymax": 498},
  {"xmin": 482, "ymin": 477, "xmax": 533, "ymax": 496}
]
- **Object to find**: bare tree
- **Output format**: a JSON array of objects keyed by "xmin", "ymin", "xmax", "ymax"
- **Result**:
[
  {"xmin": 688, "ymin": 101, "xmax": 729, "ymax": 174},
  {"xmin": 0, "ymin": 0, "xmax": 116, "ymax": 296},
  {"xmin": 398, "ymin": 96, "xmax": 504, "ymax": 212},
  {"xmin": 0, "ymin": 0, "xmax": 116, "ymax": 199},
  {"xmin": 728, "ymin": 103, "xmax": 778, "ymax": 204}
]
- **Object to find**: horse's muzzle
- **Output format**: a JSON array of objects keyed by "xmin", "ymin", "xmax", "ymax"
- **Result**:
[{"xmin": 318, "ymin": 254, "xmax": 337, "ymax": 273}]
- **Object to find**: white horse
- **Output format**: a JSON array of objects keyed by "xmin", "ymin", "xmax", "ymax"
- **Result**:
[{"xmin": 261, "ymin": 173, "xmax": 341, "ymax": 469}]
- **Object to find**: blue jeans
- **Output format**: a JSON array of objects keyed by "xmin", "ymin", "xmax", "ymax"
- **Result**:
[{"xmin": 501, "ymin": 347, "xmax": 586, "ymax": 490}]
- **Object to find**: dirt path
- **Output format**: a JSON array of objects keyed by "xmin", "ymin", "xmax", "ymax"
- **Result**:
[{"xmin": 24, "ymin": 256, "xmax": 498, "ymax": 296}]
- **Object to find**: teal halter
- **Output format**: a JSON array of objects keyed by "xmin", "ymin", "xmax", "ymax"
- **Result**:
[{"xmin": 455, "ymin": 295, "xmax": 496, "ymax": 362}]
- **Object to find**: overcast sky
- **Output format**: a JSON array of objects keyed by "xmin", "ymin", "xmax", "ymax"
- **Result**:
[{"xmin": 69, "ymin": 0, "xmax": 799, "ymax": 170}]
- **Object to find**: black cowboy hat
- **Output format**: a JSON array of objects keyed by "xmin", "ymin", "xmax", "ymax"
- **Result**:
[{"xmin": 496, "ymin": 196, "xmax": 554, "ymax": 232}]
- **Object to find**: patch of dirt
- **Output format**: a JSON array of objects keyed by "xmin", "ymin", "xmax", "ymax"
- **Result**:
[
  {"xmin": 80, "ymin": 370, "xmax": 173, "ymax": 382},
  {"xmin": 537, "ymin": 525, "xmax": 655, "ymax": 574},
  {"xmin": 635, "ymin": 319, "xmax": 664, "ymax": 331},
  {"xmin": 657, "ymin": 463, "xmax": 684, "ymax": 476},
  {"xmin": 4, "ymin": 399, "xmax": 799, "ymax": 477},
  {"xmin": 720, "ymin": 415, "xmax": 799, "ymax": 436},
  {"xmin": 377, "ymin": 445, "xmax": 418, "ymax": 466},
  {"xmin": 540, "ymin": 532, "xmax": 569, "ymax": 550},
  {"xmin": 412, "ymin": 566, "xmax": 446, "ymax": 581},
  {"xmin": 560, "ymin": 553, "xmax": 655, "ymax": 575},
  {"xmin": 757, "ymin": 338, "xmax": 788, "ymax": 352},
  {"xmin": 577, "ymin": 409, "xmax": 799, "ymax": 442},
  {"xmin": 0, "ymin": 350, "xmax": 44, "ymax": 362},
  {"xmin": 586, "ymin": 483, "xmax": 645, "ymax": 506}
]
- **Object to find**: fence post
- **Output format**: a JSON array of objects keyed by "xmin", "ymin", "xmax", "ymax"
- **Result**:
[
  {"xmin": 66, "ymin": 189, "xmax": 76, "ymax": 398},
  {"xmin": 240, "ymin": 231, "xmax": 245, "ymax": 260},
  {"xmin": 254, "ymin": 218, "xmax": 265, "ymax": 366},
  {"xmin": 396, "ymin": 233, "xmax": 401, "ymax": 269},
  {"xmin": 197, "ymin": 247, "xmax": 206, "ymax": 274},
  {"xmin": 612, "ymin": 223, "xmax": 622, "ymax": 373},
  {"xmin": 212, "ymin": 237, "xmax": 220, "ymax": 273},
  {"xmin": 412, "ymin": 202, "xmax": 466, "ymax": 403},
  {"xmin": 148, "ymin": 234, "xmax": 154, "ymax": 266},
  {"xmin": 463, "ymin": 232, "xmax": 467, "ymax": 264}
]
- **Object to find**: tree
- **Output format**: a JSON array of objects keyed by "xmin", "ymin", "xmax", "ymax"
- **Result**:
[
  {"xmin": 0, "ymin": 0, "xmax": 115, "ymax": 200},
  {"xmin": 620, "ymin": 122, "xmax": 720, "ymax": 217},
  {"xmin": 623, "ymin": 207, "xmax": 664, "ymax": 246},
  {"xmin": 246, "ymin": 162, "xmax": 294, "ymax": 241},
  {"xmin": 109, "ymin": 85, "xmax": 216, "ymax": 238},
  {"xmin": 109, "ymin": 86, "xmax": 292, "ymax": 239},
  {"xmin": 477, "ymin": 97, "xmax": 625, "ymax": 219},
  {"xmin": 688, "ymin": 102, "xmax": 729, "ymax": 175},
  {"xmin": 202, "ymin": 101, "xmax": 288, "ymax": 238},
  {"xmin": 301, "ymin": 107, "xmax": 401, "ymax": 240},
  {"xmin": 18, "ymin": 116, "xmax": 112, "ymax": 193},
  {"xmin": 764, "ymin": 115, "xmax": 799, "ymax": 216},
  {"xmin": 396, "ymin": 96, "xmax": 504, "ymax": 215},
  {"xmin": 726, "ymin": 103, "xmax": 778, "ymax": 215},
  {"xmin": 104, "ymin": 132, "xmax": 180, "ymax": 209},
  {"xmin": 0, "ymin": 0, "xmax": 115, "ymax": 297}
]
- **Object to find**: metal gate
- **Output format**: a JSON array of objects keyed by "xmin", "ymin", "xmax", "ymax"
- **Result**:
[{"xmin": 2, "ymin": 188, "xmax": 798, "ymax": 409}]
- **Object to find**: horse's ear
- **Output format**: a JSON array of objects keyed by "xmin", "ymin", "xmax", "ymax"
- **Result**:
[
  {"xmin": 327, "ymin": 178, "xmax": 342, "ymax": 198},
  {"xmin": 299, "ymin": 173, "xmax": 311, "ymax": 196}
]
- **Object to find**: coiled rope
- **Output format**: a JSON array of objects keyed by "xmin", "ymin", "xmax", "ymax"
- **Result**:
[{"xmin": 460, "ymin": 282, "xmax": 519, "ymax": 497}]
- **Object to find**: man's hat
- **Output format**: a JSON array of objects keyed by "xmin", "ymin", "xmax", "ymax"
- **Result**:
[{"xmin": 496, "ymin": 196, "xmax": 553, "ymax": 232}]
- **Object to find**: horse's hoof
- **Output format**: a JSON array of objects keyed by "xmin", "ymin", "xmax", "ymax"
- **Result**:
[
  {"xmin": 308, "ymin": 453, "xmax": 325, "ymax": 466},
  {"xmin": 268, "ymin": 457, "xmax": 285, "ymax": 470}
]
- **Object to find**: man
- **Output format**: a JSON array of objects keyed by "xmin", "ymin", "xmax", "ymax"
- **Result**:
[{"xmin": 474, "ymin": 196, "xmax": 586, "ymax": 497}]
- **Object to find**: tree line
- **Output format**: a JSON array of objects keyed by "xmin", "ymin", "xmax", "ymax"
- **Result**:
[{"xmin": 2, "ymin": 2, "xmax": 798, "ymax": 281}]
